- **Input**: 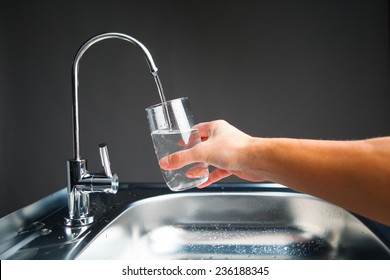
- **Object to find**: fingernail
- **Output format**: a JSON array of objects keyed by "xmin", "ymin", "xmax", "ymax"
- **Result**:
[
  {"xmin": 159, "ymin": 157, "xmax": 168, "ymax": 169},
  {"xmin": 197, "ymin": 183, "xmax": 207, "ymax": 189}
]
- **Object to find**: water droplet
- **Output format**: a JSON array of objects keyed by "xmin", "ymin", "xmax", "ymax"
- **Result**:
[
  {"xmin": 40, "ymin": 228, "xmax": 52, "ymax": 236},
  {"xmin": 18, "ymin": 221, "xmax": 45, "ymax": 235}
]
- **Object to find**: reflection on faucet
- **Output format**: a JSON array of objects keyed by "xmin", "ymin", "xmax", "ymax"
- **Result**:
[{"xmin": 65, "ymin": 32, "xmax": 161, "ymax": 227}]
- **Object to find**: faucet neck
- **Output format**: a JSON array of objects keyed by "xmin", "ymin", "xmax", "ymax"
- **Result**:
[{"xmin": 71, "ymin": 32, "xmax": 159, "ymax": 160}]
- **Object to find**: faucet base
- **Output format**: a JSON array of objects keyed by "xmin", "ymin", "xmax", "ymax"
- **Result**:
[{"xmin": 64, "ymin": 216, "xmax": 94, "ymax": 227}]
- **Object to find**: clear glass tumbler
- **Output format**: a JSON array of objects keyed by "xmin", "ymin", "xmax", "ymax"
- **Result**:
[{"xmin": 146, "ymin": 97, "xmax": 209, "ymax": 191}]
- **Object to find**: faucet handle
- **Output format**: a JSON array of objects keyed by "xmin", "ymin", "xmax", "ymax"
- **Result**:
[{"xmin": 99, "ymin": 143, "xmax": 113, "ymax": 178}]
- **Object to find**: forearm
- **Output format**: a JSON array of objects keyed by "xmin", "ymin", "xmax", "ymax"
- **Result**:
[{"xmin": 249, "ymin": 137, "xmax": 390, "ymax": 225}]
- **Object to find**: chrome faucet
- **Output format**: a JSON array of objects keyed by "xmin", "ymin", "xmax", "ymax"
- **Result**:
[{"xmin": 65, "ymin": 32, "xmax": 161, "ymax": 227}]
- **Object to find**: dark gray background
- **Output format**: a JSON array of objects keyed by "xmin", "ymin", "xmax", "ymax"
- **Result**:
[{"xmin": 0, "ymin": 0, "xmax": 389, "ymax": 218}]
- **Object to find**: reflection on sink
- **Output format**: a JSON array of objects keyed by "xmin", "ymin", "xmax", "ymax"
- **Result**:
[{"xmin": 76, "ymin": 192, "xmax": 390, "ymax": 259}]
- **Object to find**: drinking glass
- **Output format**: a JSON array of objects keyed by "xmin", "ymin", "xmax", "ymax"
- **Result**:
[{"xmin": 146, "ymin": 97, "xmax": 209, "ymax": 191}]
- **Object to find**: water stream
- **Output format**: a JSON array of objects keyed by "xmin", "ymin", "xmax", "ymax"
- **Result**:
[{"xmin": 154, "ymin": 74, "xmax": 172, "ymax": 130}]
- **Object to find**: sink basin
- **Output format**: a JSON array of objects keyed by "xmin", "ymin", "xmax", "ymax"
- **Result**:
[{"xmin": 76, "ymin": 192, "xmax": 390, "ymax": 259}]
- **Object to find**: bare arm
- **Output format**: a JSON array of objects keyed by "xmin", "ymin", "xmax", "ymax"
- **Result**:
[
  {"xmin": 160, "ymin": 120, "xmax": 390, "ymax": 225},
  {"xmin": 249, "ymin": 137, "xmax": 390, "ymax": 225}
]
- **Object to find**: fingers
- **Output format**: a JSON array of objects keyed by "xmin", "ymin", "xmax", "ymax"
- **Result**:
[
  {"xmin": 160, "ymin": 120, "xmax": 223, "ymax": 170},
  {"xmin": 193, "ymin": 121, "xmax": 213, "ymax": 140},
  {"xmin": 197, "ymin": 168, "xmax": 232, "ymax": 188},
  {"xmin": 185, "ymin": 163, "xmax": 209, "ymax": 178},
  {"xmin": 159, "ymin": 144, "xmax": 203, "ymax": 170},
  {"xmin": 159, "ymin": 152, "xmax": 184, "ymax": 170},
  {"xmin": 177, "ymin": 129, "xmax": 204, "ymax": 146}
]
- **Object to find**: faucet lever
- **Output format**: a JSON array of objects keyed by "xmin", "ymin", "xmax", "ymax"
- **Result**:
[{"xmin": 99, "ymin": 143, "xmax": 112, "ymax": 178}]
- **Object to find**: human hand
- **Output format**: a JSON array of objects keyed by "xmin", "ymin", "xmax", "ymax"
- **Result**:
[{"xmin": 159, "ymin": 120, "xmax": 267, "ymax": 188}]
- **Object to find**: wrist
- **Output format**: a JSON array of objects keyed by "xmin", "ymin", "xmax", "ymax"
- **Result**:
[{"xmin": 243, "ymin": 136, "xmax": 273, "ymax": 181}]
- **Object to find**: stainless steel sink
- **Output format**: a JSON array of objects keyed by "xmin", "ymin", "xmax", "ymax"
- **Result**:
[
  {"xmin": 1, "ymin": 184, "xmax": 388, "ymax": 260},
  {"xmin": 76, "ymin": 192, "xmax": 390, "ymax": 259}
]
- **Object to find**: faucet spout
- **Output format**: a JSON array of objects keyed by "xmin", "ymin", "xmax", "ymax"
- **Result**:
[{"xmin": 65, "ymin": 33, "xmax": 161, "ymax": 227}]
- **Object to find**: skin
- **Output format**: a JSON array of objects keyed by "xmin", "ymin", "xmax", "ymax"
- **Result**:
[{"xmin": 159, "ymin": 120, "xmax": 390, "ymax": 226}]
